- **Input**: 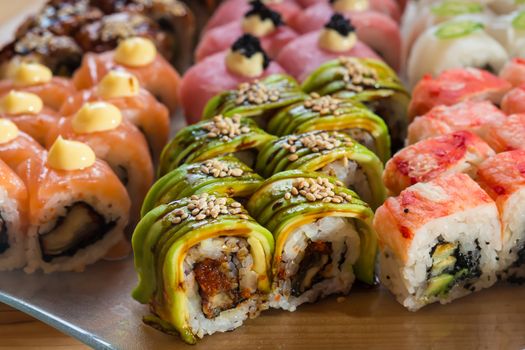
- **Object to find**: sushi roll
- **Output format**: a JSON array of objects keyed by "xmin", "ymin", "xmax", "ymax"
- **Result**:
[
  {"xmin": 0, "ymin": 91, "xmax": 60, "ymax": 146},
  {"xmin": 374, "ymin": 173, "xmax": 502, "ymax": 311},
  {"xmin": 267, "ymin": 93, "xmax": 391, "ymax": 162},
  {"xmin": 72, "ymin": 37, "xmax": 180, "ymax": 113},
  {"xmin": 499, "ymin": 58, "xmax": 525, "ymax": 87},
  {"xmin": 60, "ymin": 70, "xmax": 170, "ymax": 160},
  {"xmin": 479, "ymin": 114, "xmax": 525, "ymax": 152},
  {"xmin": 0, "ymin": 119, "xmax": 43, "ymax": 171},
  {"xmin": 19, "ymin": 137, "xmax": 130, "ymax": 273},
  {"xmin": 276, "ymin": 14, "xmax": 381, "ymax": 82},
  {"xmin": 383, "ymin": 131, "xmax": 495, "ymax": 196},
  {"xmin": 409, "ymin": 68, "xmax": 511, "ymax": 119},
  {"xmin": 302, "ymin": 57, "xmax": 409, "ymax": 152},
  {"xmin": 0, "ymin": 63, "xmax": 75, "ymax": 111},
  {"xmin": 132, "ymin": 194, "xmax": 274, "ymax": 344},
  {"xmin": 488, "ymin": 0, "xmax": 525, "ymax": 15},
  {"xmin": 179, "ymin": 34, "xmax": 285, "ymax": 122},
  {"xmin": 159, "ymin": 115, "xmax": 275, "ymax": 176},
  {"xmin": 141, "ymin": 156, "xmax": 263, "ymax": 216},
  {"xmin": 247, "ymin": 170, "xmax": 377, "ymax": 311},
  {"xmin": 407, "ymin": 101, "xmax": 507, "ymax": 145},
  {"xmin": 256, "ymin": 131, "xmax": 386, "ymax": 209},
  {"xmin": 485, "ymin": 10, "xmax": 525, "ymax": 59},
  {"xmin": 195, "ymin": 1, "xmax": 299, "ymax": 61},
  {"xmin": 407, "ymin": 20, "xmax": 509, "ymax": 88},
  {"xmin": 501, "ymin": 86, "xmax": 525, "ymax": 115},
  {"xmin": 476, "ymin": 150, "xmax": 525, "ymax": 281}
]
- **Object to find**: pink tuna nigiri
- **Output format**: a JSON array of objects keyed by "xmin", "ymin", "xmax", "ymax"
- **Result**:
[{"xmin": 479, "ymin": 114, "xmax": 525, "ymax": 153}]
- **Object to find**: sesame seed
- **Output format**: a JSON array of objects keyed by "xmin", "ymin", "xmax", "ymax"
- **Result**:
[
  {"xmin": 284, "ymin": 192, "xmax": 291, "ymax": 200},
  {"xmin": 203, "ymin": 115, "xmax": 249, "ymax": 141},
  {"xmin": 288, "ymin": 154, "xmax": 299, "ymax": 161},
  {"xmin": 284, "ymin": 177, "xmax": 348, "ymax": 204},
  {"xmin": 338, "ymin": 57, "xmax": 378, "ymax": 93},
  {"xmin": 234, "ymin": 80, "xmax": 281, "ymax": 106}
]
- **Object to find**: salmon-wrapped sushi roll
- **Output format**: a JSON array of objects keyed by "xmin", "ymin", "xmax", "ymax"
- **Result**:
[
  {"xmin": 479, "ymin": 114, "xmax": 525, "ymax": 152},
  {"xmin": 499, "ymin": 58, "xmax": 525, "ymax": 87},
  {"xmin": 20, "ymin": 137, "xmax": 130, "ymax": 273},
  {"xmin": 407, "ymin": 101, "xmax": 507, "ymax": 145},
  {"xmin": 247, "ymin": 170, "xmax": 377, "ymax": 311},
  {"xmin": 72, "ymin": 37, "xmax": 180, "ymax": 113},
  {"xmin": 501, "ymin": 86, "xmax": 525, "ymax": 115},
  {"xmin": 409, "ymin": 68, "xmax": 511, "ymax": 119},
  {"xmin": 374, "ymin": 173, "xmax": 502, "ymax": 311},
  {"xmin": 132, "ymin": 194, "xmax": 274, "ymax": 344},
  {"xmin": 476, "ymin": 150, "xmax": 525, "ymax": 281},
  {"xmin": 61, "ymin": 70, "xmax": 169, "ymax": 160},
  {"xmin": 383, "ymin": 131, "xmax": 495, "ymax": 196},
  {"xmin": 0, "ymin": 119, "xmax": 43, "ymax": 170}
]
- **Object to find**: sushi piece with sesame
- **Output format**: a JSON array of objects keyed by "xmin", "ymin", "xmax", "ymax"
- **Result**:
[{"xmin": 479, "ymin": 114, "xmax": 525, "ymax": 153}]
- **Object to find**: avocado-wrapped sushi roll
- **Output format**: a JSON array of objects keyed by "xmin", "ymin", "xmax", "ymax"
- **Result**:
[
  {"xmin": 132, "ymin": 194, "xmax": 274, "ymax": 344},
  {"xmin": 374, "ymin": 173, "xmax": 502, "ymax": 311},
  {"xmin": 267, "ymin": 93, "xmax": 391, "ymax": 162},
  {"xmin": 142, "ymin": 156, "xmax": 263, "ymax": 216},
  {"xmin": 256, "ymin": 131, "xmax": 386, "ymax": 209},
  {"xmin": 302, "ymin": 57, "xmax": 409, "ymax": 151},
  {"xmin": 159, "ymin": 115, "xmax": 275, "ymax": 176},
  {"xmin": 247, "ymin": 170, "xmax": 377, "ymax": 311}
]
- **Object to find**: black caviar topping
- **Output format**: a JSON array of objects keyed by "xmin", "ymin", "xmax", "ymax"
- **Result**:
[
  {"xmin": 245, "ymin": 0, "xmax": 283, "ymax": 27},
  {"xmin": 231, "ymin": 34, "xmax": 270, "ymax": 69},
  {"xmin": 324, "ymin": 13, "xmax": 355, "ymax": 36}
]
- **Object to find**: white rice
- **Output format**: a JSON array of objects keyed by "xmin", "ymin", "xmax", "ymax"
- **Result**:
[
  {"xmin": 0, "ymin": 187, "xmax": 26, "ymax": 271},
  {"xmin": 322, "ymin": 159, "xmax": 372, "ymax": 204}
]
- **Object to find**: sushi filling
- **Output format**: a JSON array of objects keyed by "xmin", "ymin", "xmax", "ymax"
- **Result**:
[
  {"xmin": 322, "ymin": 159, "xmax": 372, "ymax": 205},
  {"xmin": 344, "ymin": 128, "xmax": 377, "ymax": 154},
  {"xmin": 39, "ymin": 202, "xmax": 116, "ymax": 262},
  {"xmin": 0, "ymin": 214, "xmax": 8, "ymax": 254},
  {"xmin": 234, "ymin": 149, "xmax": 258, "ymax": 168},
  {"xmin": 364, "ymin": 96, "xmax": 407, "ymax": 152},
  {"xmin": 291, "ymin": 241, "xmax": 333, "ymax": 296}
]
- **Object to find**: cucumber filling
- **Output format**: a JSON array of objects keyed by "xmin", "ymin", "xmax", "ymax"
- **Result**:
[
  {"xmin": 291, "ymin": 241, "xmax": 333, "ymax": 296},
  {"xmin": 0, "ymin": 214, "xmax": 8, "ymax": 254}
]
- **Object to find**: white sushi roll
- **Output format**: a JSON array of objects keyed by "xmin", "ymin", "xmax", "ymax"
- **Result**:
[
  {"xmin": 486, "ymin": 10, "xmax": 525, "ymax": 58},
  {"xmin": 488, "ymin": 0, "xmax": 525, "ymax": 15}
]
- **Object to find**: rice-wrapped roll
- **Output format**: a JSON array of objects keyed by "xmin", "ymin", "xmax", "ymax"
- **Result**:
[
  {"xmin": 383, "ymin": 131, "xmax": 495, "ymax": 196},
  {"xmin": 476, "ymin": 150, "xmax": 525, "ymax": 281},
  {"xmin": 407, "ymin": 20, "xmax": 509, "ymax": 88},
  {"xmin": 20, "ymin": 138, "xmax": 131, "ymax": 273},
  {"xmin": 374, "ymin": 173, "xmax": 502, "ymax": 311},
  {"xmin": 267, "ymin": 93, "xmax": 391, "ymax": 162},
  {"xmin": 479, "ymin": 114, "xmax": 525, "ymax": 152},
  {"xmin": 256, "ymin": 131, "xmax": 386, "ymax": 209},
  {"xmin": 159, "ymin": 115, "xmax": 275, "ymax": 176},
  {"xmin": 132, "ymin": 194, "xmax": 274, "ymax": 344},
  {"xmin": 501, "ymin": 86, "xmax": 525, "ymax": 115},
  {"xmin": 0, "ymin": 119, "xmax": 43, "ymax": 170},
  {"xmin": 407, "ymin": 101, "xmax": 507, "ymax": 145},
  {"xmin": 141, "ymin": 156, "xmax": 263, "ymax": 216},
  {"xmin": 302, "ymin": 57, "xmax": 409, "ymax": 151},
  {"xmin": 486, "ymin": 10, "xmax": 525, "ymax": 59},
  {"xmin": 247, "ymin": 170, "xmax": 377, "ymax": 311}
]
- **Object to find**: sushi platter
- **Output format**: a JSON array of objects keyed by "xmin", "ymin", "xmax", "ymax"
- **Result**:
[{"xmin": 0, "ymin": 0, "xmax": 525, "ymax": 349}]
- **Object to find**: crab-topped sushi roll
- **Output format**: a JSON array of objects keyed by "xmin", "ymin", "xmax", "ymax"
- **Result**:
[
  {"xmin": 20, "ymin": 137, "xmax": 130, "ymax": 273},
  {"xmin": 374, "ymin": 173, "xmax": 502, "ymax": 311},
  {"xmin": 132, "ymin": 194, "xmax": 274, "ymax": 344},
  {"xmin": 256, "ymin": 131, "xmax": 386, "ymax": 209},
  {"xmin": 141, "ymin": 156, "xmax": 263, "ymax": 216},
  {"xmin": 479, "ymin": 114, "xmax": 525, "ymax": 152},
  {"xmin": 72, "ymin": 37, "xmax": 180, "ymax": 113},
  {"xmin": 409, "ymin": 68, "xmax": 511, "ymax": 119},
  {"xmin": 277, "ymin": 14, "xmax": 381, "ymax": 82},
  {"xmin": 302, "ymin": 57, "xmax": 409, "ymax": 152},
  {"xmin": 247, "ymin": 170, "xmax": 377, "ymax": 311},
  {"xmin": 499, "ymin": 58, "xmax": 525, "ymax": 87},
  {"xmin": 0, "ymin": 119, "xmax": 43, "ymax": 170},
  {"xmin": 196, "ymin": 1, "xmax": 299, "ymax": 61},
  {"xmin": 267, "ymin": 93, "xmax": 391, "ymax": 162},
  {"xmin": 159, "ymin": 115, "xmax": 275, "ymax": 176},
  {"xmin": 60, "ymin": 70, "xmax": 169, "ymax": 160},
  {"xmin": 383, "ymin": 131, "xmax": 495, "ymax": 196},
  {"xmin": 407, "ymin": 101, "xmax": 507, "ymax": 145},
  {"xmin": 501, "ymin": 86, "xmax": 525, "ymax": 115}
]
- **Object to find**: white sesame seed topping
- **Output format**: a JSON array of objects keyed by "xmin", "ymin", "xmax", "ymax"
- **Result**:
[
  {"xmin": 235, "ymin": 80, "xmax": 281, "ymax": 106},
  {"xmin": 202, "ymin": 115, "xmax": 248, "ymax": 141},
  {"xmin": 285, "ymin": 177, "xmax": 349, "ymax": 203}
]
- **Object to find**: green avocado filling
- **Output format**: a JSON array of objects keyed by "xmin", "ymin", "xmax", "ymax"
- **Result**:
[
  {"xmin": 0, "ymin": 214, "xmax": 9, "ymax": 254},
  {"xmin": 512, "ymin": 11, "xmax": 525, "ymax": 30},
  {"xmin": 435, "ymin": 20, "xmax": 484, "ymax": 40},
  {"xmin": 431, "ymin": 2, "xmax": 483, "ymax": 17}
]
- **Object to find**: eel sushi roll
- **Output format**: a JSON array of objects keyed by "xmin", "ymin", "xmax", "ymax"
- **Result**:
[
  {"xmin": 0, "ymin": 119, "xmax": 44, "ymax": 170},
  {"xmin": 407, "ymin": 19, "xmax": 509, "ymax": 88},
  {"xmin": 60, "ymin": 70, "xmax": 170, "ymax": 160},
  {"xmin": 476, "ymin": 150, "xmax": 525, "ymax": 281},
  {"xmin": 180, "ymin": 34, "xmax": 285, "ymax": 122},
  {"xmin": 132, "ymin": 194, "xmax": 274, "ymax": 344},
  {"xmin": 479, "ymin": 114, "xmax": 525, "ymax": 152},
  {"xmin": 72, "ymin": 37, "xmax": 180, "ymax": 113},
  {"xmin": 302, "ymin": 57, "xmax": 409, "ymax": 152},
  {"xmin": 374, "ymin": 173, "xmax": 502, "ymax": 311},
  {"xmin": 247, "ymin": 170, "xmax": 377, "ymax": 311},
  {"xmin": 141, "ymin": 156, "xmax": 263, "ymax": 216},
  {"xmin": 267, "ymin": 93, "xmax": 391, "ymax": 162},
  {"xmin": 277, "ymin": 14, "xmax": 381, "ymax": 82},
  {"xmin": 256, "ymin": 131, "xmax": 386, "ymax": 209},
  {"xmin": 501, "ymin": 86, "xmax": 525, "ymax": 115},
  {"xmin": 159, "ymin": 115, "xmax": 275, "ymax": 176},
  {"xmin": 195, "ymin": 1, "xmax": 299, "ymax": 61},
  {"xmin": 0, "ymin": 63, "xmax": 75, "ymax": 111},
  {"xmin": 21, "ymin": 137, "xmax": 131, "ymax": 273},
  {"xmin": 409, "ymin": 68, "xmax": 511, "ymax": 119},
  {"xmin": 407, "ymin": 101, "xmax": 507, "ymax": 145},
  {"xmin": 383, "ymin": 131, "xmax": 495, "ymax": 196}
]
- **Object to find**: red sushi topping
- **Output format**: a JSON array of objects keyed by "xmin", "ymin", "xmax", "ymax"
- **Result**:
[{"xmin": 400, "ymin": 226, "xmax": 411, "ymax": 239}]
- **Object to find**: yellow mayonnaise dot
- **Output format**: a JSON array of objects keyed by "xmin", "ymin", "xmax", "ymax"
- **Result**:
[
  {"xmin": 97, "ymin": 71, "xmax": 140, "ymax": 99},
  {"xmin": 333, "ymin": 0, "xmax": 369, "ymax": 12},
  {"xmin": 0, "ymin": 119, "xmax": 19, "ymax": 144},
  {"xmin": 0, "ymin": 91, "xmax": 43, "ymax": 115},
  {"xmin": 318, "ymin": 29, "xmax": 357, "ymax": 53},
  {"xmin": 13, "ymin": 63, "xmax": 52, "ymax": 87},
  {"xmin": 225, "ymin": 51, "xmax": 264, "ymax": 78},
  {"xmin": 242, "ymin": 15, "xmax": 276, "ymax": 37},
  {"xmin": 47, "ymin": 136, "xmax": 96, "ymax": 171},
  {"xmin": 72, "ymin": 102, "xmax": 122, "ymax": 134},
  {"xmin": 114, "ymin": 37, "xmax": 157, "ymax": 67}
]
